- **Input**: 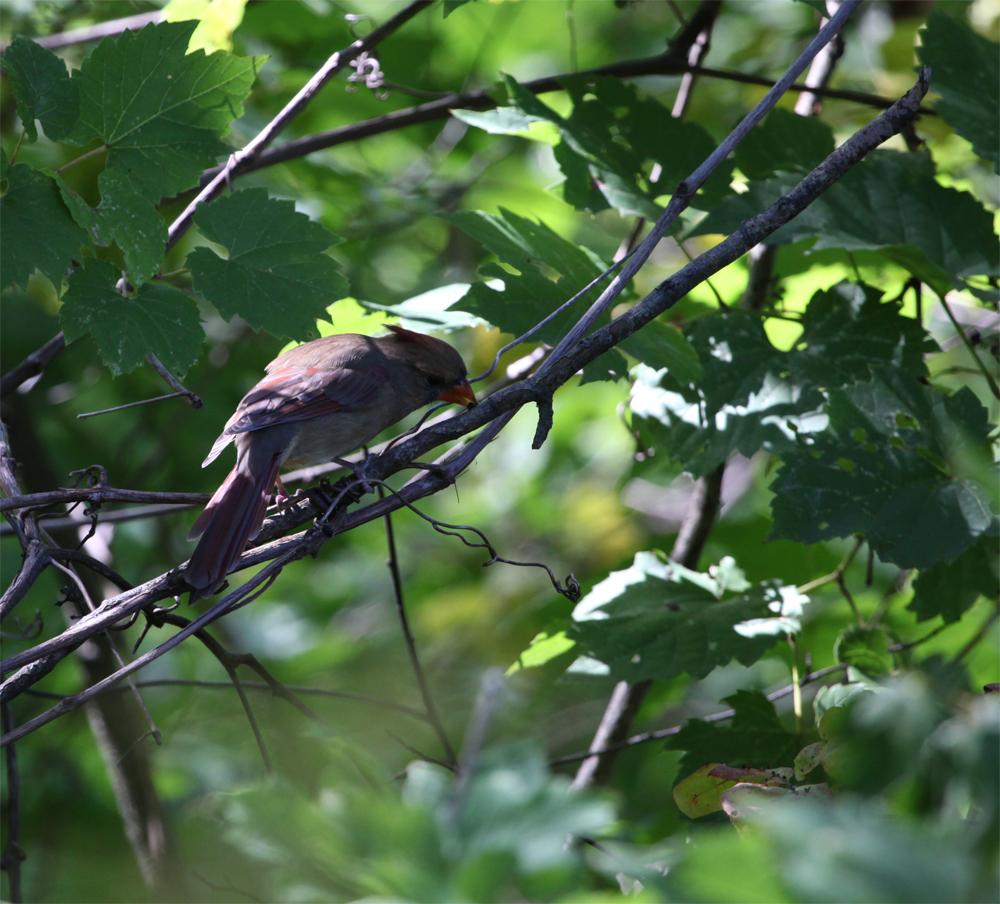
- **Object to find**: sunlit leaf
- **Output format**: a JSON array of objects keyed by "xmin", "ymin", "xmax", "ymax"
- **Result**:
[{"xmin": 189, "ymin": 188, "xmax": 348, "ymax": 340}]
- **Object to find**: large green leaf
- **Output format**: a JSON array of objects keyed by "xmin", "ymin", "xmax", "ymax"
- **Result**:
[
  {"xmin": 918, "ymin": 10, "xmax": 1000, "ymax": 172},
  {"xmin": 460, "ymin": 75, "xmax": 731, "ymax": 217},
  {"xmin": 690, "ymin": 151, "xmax": 999, "ymax": 294},
  {"xmin": 619, "ymin": 321, "xmax": 703, "ymax": 386},
  {"xmin": 908, "ymin": 532, "xmax": 1000, "ymax": 624},
  {"xmin": 440, "ymin": 208, "xmax": 607, "ymax": 345},
  {"xmin": 666, "ymin": 690, "xmax": 803, "ymax": 784},
  {"xmin": 68, "ymin": 20, "xmax": 265, "ymax": 202},
  {"xmin": 93, "ymin": 169, "xmax": 168, "ymax": 287},
  {"xmin": 630, "ymin": 282, "xmax": 932, "ymax": 477},
  {"xmin": 189, "ymin": 187, "xmax": 348, "ymax": 340},
  {"xmin": 1, "ymin": 36, "xmax": 79, "ymax": 142},
  {"xmin": 769, "ymin": 368, "xmax": 997, "ymax": 569},
  {"xmin": 734, "ymin": 107, "xmax": 835, "ymax": 181},
  {"xmin": 0, "ymin": 164, "xmax": 89, "ymax": 291},
  {"xmin": 569, "ymin": 552, "xmax": 791, "ymax": 683},
  {"xmin": 61, "ymin": 259, "xmax": 205, "ymax": 375}
]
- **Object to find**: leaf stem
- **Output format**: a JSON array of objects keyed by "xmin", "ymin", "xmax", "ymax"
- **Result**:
[
  {"xmin": 797, "ymin": 536, "xmax": 864, "ymax": 594},
  {"xmin": 952, "ymin": 600, "xmax": 1000, "ymax": 664},
  {"xmin": 8, "ymin": 129, "xmax": 26, "ymax": 169},
  {"xmin": 55, "ymin": 143, "xmax": 109, "ymax": 176}
]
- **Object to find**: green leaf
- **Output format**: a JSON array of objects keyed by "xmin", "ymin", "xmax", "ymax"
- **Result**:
[
  {"xmin": 0, "ymin": 164, "xmax": 89, "ymax": 291},
  {"xmin": 672, "ymin": 763, "xmax": 740, "ymax": 819},
  {"xmin": 752, "ymin": 797, "xmax": 976, "ymax": 904},
  {"xmin": 690, "ymin": 151, "xmax": 999, "ymax": 294},
  {"xmin": 506, "ymin": 631, "xmax": 576, "ymax": 675},
  {"xmin": 407, "ymin": 743, "xmax": 615, "ymax": 872},
  {"xmin": 733, "ymin": 585, "xmax": 809, "ymax": 638},
  {"xmin": 189, "ymin": 187, "xmax": 347, "ymax": 340},
  {"xmin": 619, "ymin": 321, "xmax": 703, "ymax": 386},
  {"xmin": 94, "ymin": 169, "xmax": 168, "ymax": 286},
  {"xmin": 630, "ymin": 282, "xmax": 931, "ymax": 477},
  {"xmin": 793, "ymin": 0, "xmax": 829, "ymax": 15},
  {"xmin": 812, "ymin": 682, "xmax": 874, "ymax": 728},
  {"xmin": 440, "ymin": 208, "xmax": 607, "ymax": 343},
  {"xmin": 53, "ymin": 173, "xmax": 98, "ymax": 249},
  {"xmin": 360, "ymin": 283, "xmax": 489, "ymax": 333},
  {"xmin": 490, "ymin": 75, "xmax": 731, "ymax": 217},
  {"xmin": 68, "ymin": 21, "xmax": 265, "ymax": 202},
  {"xmin": 908, "ymin": 533, "xmax": 1000, "ymax": 624},
  {"xmin": 918, "ymin": 11, "xmax": 1000, "ymax": 172},
  {"xmin": 666, "ymin": 690, "xmax": 803, "ymax": 783},
  {"xmin": 834, "ymin": 625, "xmax": 895, "ymax": 678},
  {"xmin": 769, "ymin": 368, "xmax": 997, "ymax": 569},
  {"xmin": 443, "ymin": 0, "xmax": 473, "ymax": 17},
  {"xmin": 1, "ymin": 36, "xmax": 79, "ymax": 142},
  {"xmin": 61, "ymin": 259, "xmax": 205, "ymax": 376},
  {"xmin": 674, "ymin": 764, "xmax": 792, "ymax": 819},
  {"xmin": 163, "ymin": 0, "xmax": 250, "ymax": 54},
  {"xmin": 579, "ymin": 348, "xmax": 630, "ymax": 384},
  {"xmin": 502, "ymin": 74, "xmax": 658, "ymax": 218},
  {"xmin": 611, "ymin": 89, "xmax": 733, "ymax": 206},
  {"xmin": 735, "ymin": 108, "xmax": 835, "ymax": 181},
  {"xmin": 568, "ymin": 552, "xmax": 784, "ymax": 683},
  {"xmin": 451, "ymin": 107, "xmax": 546, "ymax": 136}
]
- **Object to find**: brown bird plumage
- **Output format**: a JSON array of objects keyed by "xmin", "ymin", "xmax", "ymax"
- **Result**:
[{"xmin": 185, "ymin": 326, "xmax": 476, "ymax": 595}]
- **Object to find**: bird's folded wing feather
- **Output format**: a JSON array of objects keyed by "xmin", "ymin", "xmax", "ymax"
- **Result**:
[{"xmin": 201, "ymin": 365, "xmax": 389, "ymax": 467}]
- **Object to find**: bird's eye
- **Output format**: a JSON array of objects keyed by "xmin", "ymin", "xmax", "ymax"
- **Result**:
[{"xmin": 424, "ymin": 374, "xmax": 446, "ymax": 388}]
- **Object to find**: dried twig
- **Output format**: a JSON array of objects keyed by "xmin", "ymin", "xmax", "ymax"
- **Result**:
[{"xmin": 380, "ymin": 485, "xmax": 457, "ymax": 765}]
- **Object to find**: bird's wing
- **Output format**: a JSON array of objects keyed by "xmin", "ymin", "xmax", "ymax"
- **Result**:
[{"xmin": 200, "ymin": 365, "xmax": 388, "ymax": 467}]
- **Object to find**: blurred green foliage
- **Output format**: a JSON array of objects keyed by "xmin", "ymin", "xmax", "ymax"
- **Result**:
[{"xmin": 1, "ymin": 1, "xmax": 997, "ymax": 902}]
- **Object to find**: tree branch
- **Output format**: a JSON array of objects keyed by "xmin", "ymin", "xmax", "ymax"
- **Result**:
[
  {"xmin": 0, "ymin": 333, "xmax": 66, "ymax": 400},
  {"xmin": 164, "ymin": 0, "xmax": 434, "ymax": 254}
]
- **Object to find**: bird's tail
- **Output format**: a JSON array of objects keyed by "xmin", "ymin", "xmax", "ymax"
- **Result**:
[{"xmin": 185, "ymin": 444, "xmax": 282, "ymax": 597}]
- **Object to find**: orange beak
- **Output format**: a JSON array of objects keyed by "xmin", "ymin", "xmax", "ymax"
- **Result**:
[{"xmin": 438, "ymin": 379, "xmax": 477, "ymax": 408}]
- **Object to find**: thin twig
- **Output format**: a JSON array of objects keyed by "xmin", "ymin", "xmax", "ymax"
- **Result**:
[
  {"xmin": 77, "ymin": 392, "xmax": 189, "ymax": 420},
  {"xmin": 198, "ymin": 50, "xmax": 928, "ymax": 189},
  {"xmin": 380, "ymin": 485, "xmax": 457, "ymax": 765},
  {"xmin": 164, "ymin": 0, "xmax": 434, "ymax": 255},
  {"xmin": 1, "ymin": 486, "xmax": 209, "ymax": 513},
  {"xmin": 386, "ymin": 731, "xmax": 456, "ymax": 771},
  {"xmin": 937, "ymin": 293, "xmax": 1000, "ymax": 400},
  {"xmin": 797, "ymin": 537, "xmax": 864, "ymax": 593},
  {"xmin": 144, "ymin": 355, "xmax": 203, "ymax": 410},
  {"xmin": 5, "ymin": 10, "xmax": 162, "ymax": 50},
  {"xmin": 0, "ymin": 545, "xmax": 304, "ymax": 745},
  {"xmin": 552, "ymin": 664, "xmax": 847, "ymax": 767},
  {"xmin": 952, "ymin": 602, "xmax": 1000, "ymax": 664},
  {"xmin": 1, "ymin": 705, "xmax": 23, "ymax": 904}
]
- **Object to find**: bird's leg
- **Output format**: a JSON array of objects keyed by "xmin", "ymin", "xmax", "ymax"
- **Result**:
[{"xmin": 274, "ymin": 474, "xmax": 291, "ymax": 505}]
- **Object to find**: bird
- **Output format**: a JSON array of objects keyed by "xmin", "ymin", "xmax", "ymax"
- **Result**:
[{"xmin": 185, "ymin": 325, "xmax": 476, "ymax": 596}]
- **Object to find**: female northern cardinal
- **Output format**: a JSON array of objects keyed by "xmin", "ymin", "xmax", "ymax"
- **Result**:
[{"xmin": 186, "ymin": 326, "xmax": 476, "ymax": 595}]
